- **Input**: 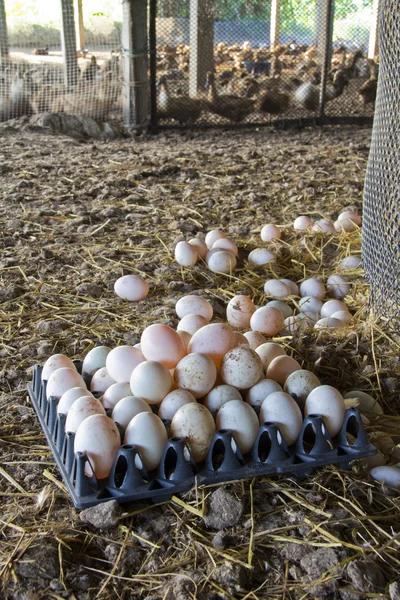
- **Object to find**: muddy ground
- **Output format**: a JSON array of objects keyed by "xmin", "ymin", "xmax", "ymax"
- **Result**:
[{"xmin": 0, "ymin": 124, "xmax": 399, "ymax": 600}]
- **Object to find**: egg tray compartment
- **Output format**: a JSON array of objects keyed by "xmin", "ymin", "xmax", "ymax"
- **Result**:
[{"xmin": 27, "ymin": 362, "xmax": 377, "ymax": 509}]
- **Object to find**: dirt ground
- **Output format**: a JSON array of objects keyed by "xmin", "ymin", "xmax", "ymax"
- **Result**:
[{"xmin": 0, "ymin": 124, "xmax": 400, "ymax": 600}]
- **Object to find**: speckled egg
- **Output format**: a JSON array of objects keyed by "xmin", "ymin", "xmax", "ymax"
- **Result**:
[
  {"xmin": 174, "ymin": 353, "xmax": 217, "ymax": 399},
  {"xmin": 226, "ymin": 295, "xmax": 256, "ymax": 329},
  {"xmin": 220, "ymin": 346, "xmax": 264, "ymax": 390}
]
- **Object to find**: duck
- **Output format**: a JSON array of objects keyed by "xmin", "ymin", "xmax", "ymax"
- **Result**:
[
  {"xmin": 294, "ymin": 69, "xmax": 349, "ymax": 111},
  {"xmin": 80, "ymin": 55, "xmax": 99, "ymax": 84},
  {"xmin": 0, "ymin": 68, "xmax": 34, "ymax": 122},
  {"xmin": 33, "ymin": 46, "xmax": 49, "ymax": 56},
  {"xmin": 157, "ymin": 75, "xmax": 204, "ymax": 125},
  {"xmin": 205, "ymin": 71, "xmax": 254, "ymax": 123},
  {"xmin": 256, "ymin": 88, "xmax": 290, "ymax": 115},
  {"xmin": 359, "ymin": 60, "xmax": 378, "ymax": 105}
]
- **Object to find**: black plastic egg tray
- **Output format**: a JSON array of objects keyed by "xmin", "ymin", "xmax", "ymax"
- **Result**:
[{"xmin": 27, "ymin": 361, "xmax": 377, "ymax": 509}]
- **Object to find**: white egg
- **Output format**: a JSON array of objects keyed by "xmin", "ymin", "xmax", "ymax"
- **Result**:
[
  {"xmin": 235, "ymin": 332, "xmax": 250, "ymax": 346},
  {"xmin": 205, "ymin": 229, "xmax": 225, "ymax": 249},
  {"xmin": 175, "ymin": 241, "xmax": 198, "ymax": 267},
  {"xmin": 245, "ymin": 379, "xmax": 282, "ymax": 408},
  {"xmin": 175, "ymin": 295, "xmax": 213, "ymax": 321},
  {"xmin": 312, "ymin": 219, "xmax": 335, "ymax": 234},
  {"xmin": 174, "ymin": 353, "xmax": 217, "ymax": 399},
  {"xmin": 314, "ymin": 317, "xmax": 345, "ymax": 329},
  {"xmin": 212, "ymin": 237, "xmax": 238, "ymax": 257},
  {"xmin": 266, "ymin": 300, "xmax": 293, "ymax": 319},
  {"xmin": 370, "ymin": 466, "xmax": 400, "ymax": 489},
  {"xmin": 65, "ymin": 396, "xmax": 106, "ymax": 433},
  {"xmin": 220, "ymin": 347, "xmax": 264, "ymax": 390},
  {"xmin": 294, "ymin": 215, "xmax": 313, "ymax": 231},
  {"xmin": 130, "ymin": 361, "xmax": 172, "ymax": 405},
  {"xmin": 331, "ymin": 310, "xmax": 352, "ymax": 323},
  {"xmin": 267, "ymin": 356, "xmax": 301, "ymax": 385},
  {"xmin": 42, "ymin": 354, "xmax": 75, "ymax": 381},
  {"xmin": 158, "ymin": 389, "xmax": 196, "ymax": 421},
  {"xmin": 256, "ymin": 342, "xmax": 287, "ymax": 370},
  {"xmin": 189, "ymin": 238, "xmax": 208, "ymax": 259},
  {"xmin": 226, "ymin": 295, "xmax": 256, "ymax": 329},
  {"xmin": 259, "ymin": 392, "xmax": 303, "ymax": 445},
  {"xmin": 90, "ymin": 367, "xmax": 116, "ymax": 394},
  {"xmin": 301, "ymin": 311, "xmax": 320, "ymax": 325},
  {"xmin": 298, "ymin": 296, "xmax": 324, "ymax": 313},
  {"xmin": 343, "ymin": 390, "xmax": 383, "ymax": 414},
  {"xmin": 114, "ymin": 275, "xmax": 149, "ymax": 301},
  {"xmin": 202, "ymin": 384, "xmax": 243, "ymax": 415},
  {"xmin": 336, "ymin": 211, "xmax": 361, "ymax": 232},
  {"xmin": 250, "ymin": 306, "xmax": 285, "ymax": 335},
  {"xmin": 106, "ymin": 346, "xmax": 146, "ymax": 383},
  {"xmin": 261, "ymin": 224, "xmax": 281, "ymax": 242},
  {"xmin": 46, "ymin": 367, "xmax": 86, "ymax": 400},
  {"xmin": 177, "ymin": 314, "xmax": 209, "ymax": 335},
  {"xmin": 304, "ymin": 385, "xmax": 346, "ymax": 437},
  {"xmin": 243, "ymin": 331, "xmax": 267, "ymax": 350},
  {"xmin": 339, "ymin": 255, "xmax": 362, "ymax": 270},
  {"xmin": 327, "ymin": 275, "xmax": 350, "ymax": 298},
  {"xmin": 299, "ymin": 278, "xmax": 325, "ymax": 299},
  {"xmin": 82, "ymin": 346, "xmax": 112, "ymax": 376},
  {"xmin": 171, "ymin": 403, "xmax": 215, "ymax": 463},
  {"xmin": 284, "ymin": 370, "xmax": 321, "ymax": 406},
  {"xmin": 124, "ymin": 412, "xmax": 168, "ymax": 471},
  {"xmin": 207, "ymin": 250, "xmax": 237, "ymax": 274},
  {"xmin": 279, "ymin": 279, "xmax": 299, "ymax": 296},
  {"xmin": 216, "ymin": 400, "xmax": 259, "ymax": 454},
  {"xmin": 248, "ymin": 248, "xmax": 276, "ymax": 266},
  {"xmin": 112, "ymin": 396, "xmax": 152, "ymax": 430},
  {"xmin": 74, "ymin": 414, "xmax": 121, "ymax": 479},
  {"xmin": 177, "ymin": 330, "xmax": 192, "ymax": 351},
  {"xmin": 57, "ymin": 387, "xmax": 93, "ymax": 414},
  {"xmin": 321, "ymin": 299, "xmax": 349, "ymax": 318},
  {"xmin": 102, "ymin": 382, "xmax": 132, "ymax": 409},
  {"xmin": 264, "ymin": 280, "xmax": 291, "ymax": 299}
]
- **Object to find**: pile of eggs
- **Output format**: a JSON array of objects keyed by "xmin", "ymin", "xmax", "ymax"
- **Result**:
[{"xmin": 42, "ymin": 292, "xmax": 355, "ymax": 481}]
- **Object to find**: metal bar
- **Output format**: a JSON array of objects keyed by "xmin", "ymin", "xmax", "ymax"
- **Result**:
[
  {"xmin": 0, "ymin": 0, "xmax": 9, "ymax": 66},
  {"xmin": 270, "ymin": 0, "xmax": 280, "ymax": 51},
  {"xmin": 149, "ymin": 0, "xmax": 158, "ymax": 132},
  {"xmin": 189, "ymin": 0, "xmax": 214, "ymax": 98},
  {"xmin": 60, "ymin": 0, "xmax": 79, "ymax": 89},
  {"xmin": 368, "ymin": 0, "xmax": 380, "ymax": 59},
  {"xmin": 75, "ymin": 0, "xmax": 85, "ymax": 52},
  {"xmin": 318, "ymin": 0, "xmax": 335, "ymax": 119}
]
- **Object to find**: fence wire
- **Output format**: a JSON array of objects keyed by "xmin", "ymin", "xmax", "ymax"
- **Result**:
[{"xmin": 362, "ymin": 0, "xmax": 400, "ymax": 328}]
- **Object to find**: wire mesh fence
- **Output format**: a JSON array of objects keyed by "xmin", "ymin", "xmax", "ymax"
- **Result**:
[{"xmin": 0, "ymin": 0, "xmax": 378, "ymax": 128}]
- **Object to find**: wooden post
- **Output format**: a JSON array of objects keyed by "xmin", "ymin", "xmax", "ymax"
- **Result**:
[
  {"xmin": 75, "ymin": 0, "xmax": 85, "ymax": 52},
  {"xmin": 0, "ymin": 0, "xmax": 9, "ymax": 66},
  {"xmin": 121, "ymin": 0, "xmax": 149, "ymax": 131},
  {"xmin": 316, "ymin": 0, "xmax": 334, "ymax": 68},
  {"xmin": 189, "ymin": 0, "xmax": 214, "ymax": 98},
  {"xmin": 60, "ymin": 0, "xmax": 79, "ymax": 89},
  {"xmin": 318, "ymin": 0, "xmax": 335, "ymax": 118},
  {"xmin": 149, "ymin": 0, "xmax": 158, "ymax": 132},
  {"xmin": 368, "ymin": 0, "xmax": 380, "ymax": 59},
  {"xmin": 270, "ymin": 0, "xmax": 280, "ymax": 51}
]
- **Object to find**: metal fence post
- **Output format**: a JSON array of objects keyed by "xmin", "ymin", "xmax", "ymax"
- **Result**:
[
  {"xmin": 122, "ymin": 0, "xmax": 149, "ymax": 131},
  {"xmin": 318, "ymin": 0, "xmax": 334, "ymax": 119},
  {"xmin": 60, "ymin": 0, "xmax": 79, "ymax": 89},
  {"xmin": 368, "ymin": 0, "xmax": 380, "ymax": 59},
  {"xmin": 189, "ymin": 0, "xmax": 214, "ymax": 98},
  {"xmin": 0, "ymin": 0, "xmax": 9, "ymax": 66},
  {"xmin": 270, "ymin": 0, "xmax": 280, "ymax": 51}
]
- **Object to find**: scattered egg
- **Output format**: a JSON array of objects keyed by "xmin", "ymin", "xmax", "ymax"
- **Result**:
[
  {"xmin": 65, "ymin": 396, "xmax": 106, "ymax": 433},
  {"xmin": 176, "ymin": 295, "xmax": 213, "ymax": 321},
  {"xmin": 244, "ymin": 331, "xmax": 267, "ymax": 350},
  {"xmin": 264, "ymin": 280, "xmax": 291, "ymax": 299},
  {"xmin": 301, "ymin": 312, "xmax": 320, "ymax": 325},
  {"xmin": 90, "ymin": 367, "xmax": 116, "ymax": 395},
  {"xmin": 102, "ymin": 382, "xmax": 132, "ymax": 410},
  {"xmin": 259, "ymin": 392, "xmax": 303, "ymax": 445},
  {"xmin": 171, "ymin": 403, "xmax": 215, "ymax": 463},
  {"xmin": 294, "ymin": 215, "xmax": 313, "ymax": 231},
  {"xmin": 304, "ymin": 385, "xmax": 346, "ymax": 437},
  {"xmin": 207, "ymin": 250, "xmax": 237, "ymax": 274},
  {"xmin": 216, "ymin": 400, "xmax": 259, "ymax": 454},
  {"xmin": 343, "ymin": 390, "xmax": 383, "ymax": 414},
  {"xmin": 314, "ymin": 317, "xmax": 345, "ymax": 329},
  {"xmin": 58, "ymin": 387, "xmax": 93, "ymax": 414},
  {"xmin": 279, "ymin": 279, "xmax": 299, "ymax": 296},
  {"xmin": 266, "ymin": 300, "xmax": 293, "ymax": 319},
  {"xmin": 42, "ymin": 354, "xmax": 76, "ymax": 381},
  {"xmin": 174, "ymin": 353, "xmax": 217, "ymax": 399},
  {"xmin": 267, "ymin": 355, "xmax": 301, "ymax": 385},
  {"xmin": 312, "ymin": 219, "xmax": 336, "ymax": 234},
  {"xmin": 46, "ymin": 367, "xmax": 86, "ymax": 400},
  {"xmin": 124, "ymin": 412, "xmax": 168, "ymax": 471},
  {"xmin": 256, "ymin": 342, "xmax": 286, "ymax": 370},
  {"xmin": 188, "ymin": 238, "xmax": 208, "ymax": 259},
  {"xmin": 212, "ymin": 237, "xmax": 238, "ymax": 257},
  {"xmin": 298, "ymin": 296, "xmax": 324, "ymax": 314},
  {"xmin": 82, "ymin": 346, "xmax": 111, "ymax": 376},
  {"xmin": 339, "ymin": 255, "xmax": 362, "ymax": 270},
  {"xmin": 74, "ymin": 414, "xmax": 121, "ymax": 479},
  {"xmin": 130, "ymin": 361, "xmax": 172, "ymax": 405},
  {"xmin": 336, "ymin": 211, "xmax": 361, "ymax": 232},
  {"xmin": 158, "ymin": 389, "xmax": 196, "ymax": 421},
  {"xmin": 331, "ymin": 310, "xmax": 352, "ymax": 323},
  {"xmin": 284, "ymin": 370, "xmax": 321, "ymax": 406},
  {"xmin": 299, "ymin": 278, "xmax": 325, "ymax": 299},
  {"xmin": 205, "ymin": 229, "xmax": 225, "ymax": 249},
  {"xmin": 106, "ymin": 346, "xmax": 146, "ymax": 383},
  {"xmin": 141, "ymin": 324, "xmax": 186, "ymax": 369},
  {"xmin": 177, "ymin": 330, "xmax": 192, "ymax": 350},
  {"xmin": 248, "ymin": 248, "xmax": 276, "ymax": 266},
  {"xmin": 235, "ymin": 332, "xmax": 250, "ymax": 346},
  {"xmin": 112, "ymin": 396, "xmax": 152, "ymax": 430},
  {"xmin": 283, "ymin": 315, "xmax": 304, "ymax": 333},
  {"xmin": 370, "ymin": 466, "xmax": 400, "ymax": 489},
  {"xmin": 327, "ymin": 275, "xmax": 350, "ymax": 298},
  {"xmin": 114, "ymin": 275, "xmax": 149, "ymax": 302},
  {"xmin": 261, "ymin": 224, "xmax": 281, "ymax": 242},
  {"xmin": 177, "ymin": 314, "xmax": 209, "ymax": 335},
  {"xmin": 220, "ymin": 346, "xmax": 264, "ymax": 390},
  {"xmin": 202, "ymin": 384, "xmax": 243, "ymax": 415},
  {"xmin": 175, "ymin": 241, "xmax": 198, "ymax": 267},
  {"xmin": 321, "ymin": 299, "xmax": 349, "ymax": 318},
  {"xmin": 226, "ymin": 295, "xmax": 256, "ymax": 329},
  {"xmin": 188, "ymin": 323, "xmax": 236, "ymax": 369},
  {"xmin": 246, "ymin": 378, "xmax": 282, "ymax": 408},
  {"xmin": 250, "ymin": 306, "xmax": 285, "ymax": 336}
]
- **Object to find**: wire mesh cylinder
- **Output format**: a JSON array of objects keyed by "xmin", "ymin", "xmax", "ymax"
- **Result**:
[{"xmin": 362, "ymin": 0, "xmax": 400, "ymax": 326}]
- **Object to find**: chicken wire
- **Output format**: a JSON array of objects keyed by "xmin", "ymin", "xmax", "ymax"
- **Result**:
[{"xmin": 362, "ymin": 0, "xmax": 400, "ymax": 327}]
